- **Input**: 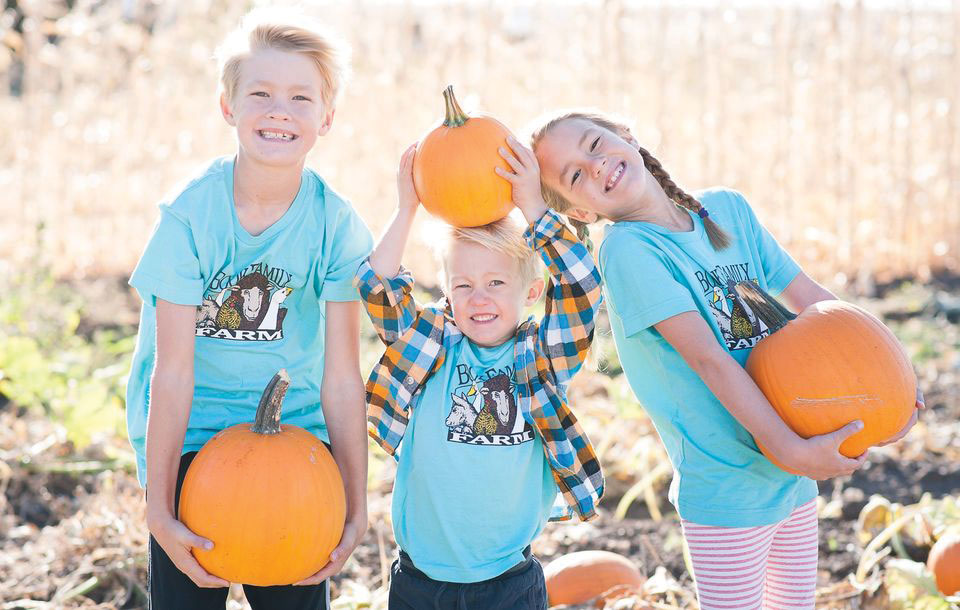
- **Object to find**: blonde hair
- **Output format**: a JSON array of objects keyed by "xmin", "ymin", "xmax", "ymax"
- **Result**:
[
  {"xmin": 216, "ymin": 8, "xmax": 350, "ymax": 111},
  {"xmin": 434, "ymin": 215, "xmax": 541, "ymax": 289},
  {"xmin": 530, "ymin": 111, "xmax": 732, "ymax": 251}
]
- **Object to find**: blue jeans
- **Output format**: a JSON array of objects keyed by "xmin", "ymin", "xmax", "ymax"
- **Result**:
[{"xmin": 388, "ymin": 548, "xmax": 547, "ymax": 610}]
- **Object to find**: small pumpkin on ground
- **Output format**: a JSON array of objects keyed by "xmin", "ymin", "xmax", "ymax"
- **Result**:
[
  {"xmin": 412, "ymin": 85, "xmax": 515, "ymax": 227},
  {"xmin": 730, "ymin": 281, "xmax": 916, "ymax": 473},
  {"xmin": 543, "ymin": 550, "xmax": 645, "ymax": 607},
  {"xmin": 178, "ymin": 370, "xmax": 346, "ymax": 586},
  {"xmin": 928, "ymin": 532, "xmax": 960, "ymax": 596}
]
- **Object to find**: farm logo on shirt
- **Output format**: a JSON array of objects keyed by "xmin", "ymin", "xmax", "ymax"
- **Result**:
[
  {"xmin": 195, "ymin": 264, "xmax": 293, "ymax": 341},
  {"xmin": 694, "ymin": 263, "xmax": 771, "ymax": 351},
  {"xmin": 444, "ymin": 366, "xmax": 534, "ymax": 446}
]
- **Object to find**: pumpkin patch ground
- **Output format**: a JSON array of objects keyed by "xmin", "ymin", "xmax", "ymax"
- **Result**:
[{"xmin": 0, "ymin": 276, "xmax": 958, "ymax": 608}]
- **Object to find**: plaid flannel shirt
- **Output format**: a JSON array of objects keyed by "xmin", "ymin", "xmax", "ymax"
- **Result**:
[{"xmin": 354, "ymin": 209, "xmax": 604, "ymax": 521}]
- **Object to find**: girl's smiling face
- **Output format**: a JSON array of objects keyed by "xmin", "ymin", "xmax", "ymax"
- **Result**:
[{"xmin": 535, "ymin": 118, "xmax": 653, "ymax": 222}]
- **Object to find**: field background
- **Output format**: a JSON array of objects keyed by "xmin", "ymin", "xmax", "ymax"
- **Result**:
[{"xmin": 1, "ymin": 0, "xmax": 959, "ymax": 608}]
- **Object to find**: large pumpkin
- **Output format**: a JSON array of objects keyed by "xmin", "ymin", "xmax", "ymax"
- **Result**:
[
  {"xmin": 928, "ymin": 532, "xmax": 960, "ymax": 596},
  {"xmin": 731, "ymin": 281, "xmax": 916, "ymax": 472},
  {"xmin": 412, "ymin": 85, "xmax": 515, "ymax": 227},
  {"xmin": 544, "ymin": 550, "xmax": 645, "ymax": 607},
  {"xmin": 178, "ymin": 370, "xmax": 346, "ymax": 586}
]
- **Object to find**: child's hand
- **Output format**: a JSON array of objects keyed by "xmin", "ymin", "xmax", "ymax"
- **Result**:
[
  {"xmin": 294, "ymin": 514, "xmax": 368, "ymax": 585},
  {"xmin": 877, "ymin": 387, "xmax": 925, "ymax": 446},
  {"xmin": 495, "ymin": 136, "xmax": 548, "ymax": 224},
  {"xmin": 147, "ymin": 511, "xmax": 229, "ymax": 588},
  {"xmin": 397, "ymin": 143, "xmax": 420, "ymax": 215},
  {"xmin": 775, "ymin": 420, "xmax": 868, "ymax": 480}
]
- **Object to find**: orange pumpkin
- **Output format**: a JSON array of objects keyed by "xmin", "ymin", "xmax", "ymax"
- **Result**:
[
  {"xmin": 928, "ymin": 532, "xmax": 960, "ymax": 596},
  {"xmin": 412, "ymin": 85, "xmax": 515, "ymax": 227},
  {"xmin": 731, "ymin": 282, "xmax": 916, "ymax": 472},
  {"xmin": 178, "ymin": 370, "xmax": 346, "ymax": 586},
  {"xmin": 544, "ymin": 550, "xmax": 645, "ymax": 607}
]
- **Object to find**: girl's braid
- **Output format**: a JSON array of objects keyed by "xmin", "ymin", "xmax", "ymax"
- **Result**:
[{"xmin": 637, "ymin": 146, "xmax": 731, "ymax": 250}]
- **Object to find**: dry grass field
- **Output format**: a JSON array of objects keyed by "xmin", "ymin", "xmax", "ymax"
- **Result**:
[
  {"xmin": 1, "ymin": 1, "xmax": 959, "ymax": 608},
  {"xmin": 2, "ymin": 0, "xmax": 960, "ymax": 285}
]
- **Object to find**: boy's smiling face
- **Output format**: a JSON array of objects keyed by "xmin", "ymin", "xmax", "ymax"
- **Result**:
[
  {"xmin": 445, "ymin": 240, "xmax": 543, "ymax": 348},
  {"xmin": 220, "ymin": 47, "xmax": 333, "ymax": 168}
]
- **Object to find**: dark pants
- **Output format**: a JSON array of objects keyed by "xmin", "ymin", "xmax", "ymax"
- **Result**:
[
  {"xmin": 388, "ymin": 548, "xmax": 547, "ymax": 610},
  {"xmin": 148, "ymin": 451, "xmax": 329, "ymax": 610}
]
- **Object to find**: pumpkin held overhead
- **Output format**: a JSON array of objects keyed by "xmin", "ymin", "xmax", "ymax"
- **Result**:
[{"xmin": 412, "ymin": 85, "xmax": 516, "ymax": 228}]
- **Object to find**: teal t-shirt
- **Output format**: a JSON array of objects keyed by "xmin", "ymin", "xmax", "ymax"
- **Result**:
[
  {"xmin": 598, "ymin": 187, "xmax": 818, "ymax": 527},
  {"xmin": 392, "ymin": 337, "xmax": 558, "ymax": 583},
  {"xmin": 126, "ymin": 156, "xmax": 373, "ymax": 485}
]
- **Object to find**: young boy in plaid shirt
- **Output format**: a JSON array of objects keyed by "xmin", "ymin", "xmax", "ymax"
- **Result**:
[{"xmin": 354, "ymin": 137, "xmax": 604, "ymax": 609}]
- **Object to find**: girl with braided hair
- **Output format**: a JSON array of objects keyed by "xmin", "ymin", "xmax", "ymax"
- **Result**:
[{"xmin": 528, "ymin": 112, "xmax": 922, "ymax": 610}]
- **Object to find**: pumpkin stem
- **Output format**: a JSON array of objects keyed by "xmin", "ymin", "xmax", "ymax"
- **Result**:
[
  {"xmin": 442, "ymin": 85, "xmax": 470, "ymax": 128},
  {"xmin": 730, "ymin": 281, "xmax": 797, "ymax": 333},
  {"xmin": 251, "ymin": 369, "xmax": 290, "ymax": 435}
]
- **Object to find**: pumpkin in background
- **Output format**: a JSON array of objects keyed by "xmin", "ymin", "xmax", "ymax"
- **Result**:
[
  {"xmin": 413, "ymin": 85, "xmax": 515, "ymax": 227},
  {"xmin": 178, "ymin": 370, "xmax": 346, "ymax": 586},
  {"xmin": 544, "ymin": 550, "xmax": 645, "ymax": 607},
  {"xmin": 731, "ymin": 281, "xmax": 916, "ymax": 473},
  {"xmin": 928, "ymin": 532, "xmax": 960, "ymax": 596}
]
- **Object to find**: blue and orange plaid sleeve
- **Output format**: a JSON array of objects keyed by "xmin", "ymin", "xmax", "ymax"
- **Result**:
[
  {"xmin": 524, "ymin": 210, "xmax": 603, "ymax": 386},
  {"xmin": 516, "ymin": 323, "xmax": 605, "ymax": 522},
  {"xmin": 354, "ymin": 258, "xmax": 423, "ymax": 346},
  {"xmin": 355, "ymin": 258, "xmax": 450, "ymax": 456}
]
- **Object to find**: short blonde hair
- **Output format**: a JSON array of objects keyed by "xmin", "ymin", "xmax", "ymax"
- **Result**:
[
  {"xmin": 216, "ymin": 8, "xmax": 350, "ymax": 111},
  {"xmin": 434, "ymin": 215, "xmax": 541, "ymax": 289}
]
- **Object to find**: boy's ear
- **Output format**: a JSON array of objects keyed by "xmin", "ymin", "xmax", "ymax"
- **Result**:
[
  {"xmin": 317, "ymin": 107, "xmax": 336, "ymax": 136},
  {"xmin": 220, "ymin": 93, "xmax": 236, "ymax": 126},
  {"xmin": 566, "ymin": 207, "xmax": 599, "ymax": 224},
  {"xmin": 525, "ymin": 277, "xmax": 546, "ymax": 306}
]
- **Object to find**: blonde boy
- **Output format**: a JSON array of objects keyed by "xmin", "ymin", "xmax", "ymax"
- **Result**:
[
  {"xmin": 355, "ymin": 140, "xmax": 604, "ymax": 609},
  {"xmin": 126, "ymin": 10, "xmax": 372, "ymax": 609}
]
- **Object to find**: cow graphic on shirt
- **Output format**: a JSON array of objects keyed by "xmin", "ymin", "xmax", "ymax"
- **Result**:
[
  {"xmin": 444, "ymin": 370, "xmax": 534, "ymax": 446},
  {"xmin": 194, "ymin": 265, "xmax": 294, "ymax": 341}
]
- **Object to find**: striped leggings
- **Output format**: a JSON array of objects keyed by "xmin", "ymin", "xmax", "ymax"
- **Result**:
[{"xmin": 681, "ymin": 500, "xmax": 818, "ymax": 610}]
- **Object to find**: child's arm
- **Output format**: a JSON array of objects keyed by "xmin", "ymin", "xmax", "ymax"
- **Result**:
[
  {"xmin": 355, "ymin": 144, "xmax": 426, "ymax": 345},
  {"xmin": 529, "ymin": 216, "xmax": 602, "ymax": 383},
  {"xmin": 656, "ymin": 311, "xmax": 867, "ymax": 480},
  {"xmin": 780, "ymin": 271, "xmax": 838, "ymax": 309},
  {"xmin": 295, "ymin": 301, "xmax": 368, "ymax": 585},
  {"xmin": 498, "ymin": 137, "xmax": 602, "ymax": 382},
  {"xmin": 369, "ymin": 144, "xmax": 419, "ymax": 279},
  {"xmin": 145, "ymin": 299, "xmax": 229, "ymax": 588}
]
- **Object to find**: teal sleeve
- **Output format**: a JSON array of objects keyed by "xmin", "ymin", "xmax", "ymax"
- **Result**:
[
  {"xmin": 599, "ymin": 231, "xmax": 697, "ymax": 337},
  {"xmin": 129, "ymin": 207, "xmax": 204, "ymax": 307},
  {"xmin": 317, "ymin": 203, "xmax": 375, "ymax": 302},
  {"xmin": 735, "ymin": 192, "xmax": 801, "ymax": 295}
]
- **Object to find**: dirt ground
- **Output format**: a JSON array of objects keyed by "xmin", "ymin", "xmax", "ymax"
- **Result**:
[{"xmin": 1, "ymin": 275, "xmax": 958, "ymax": 608}]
